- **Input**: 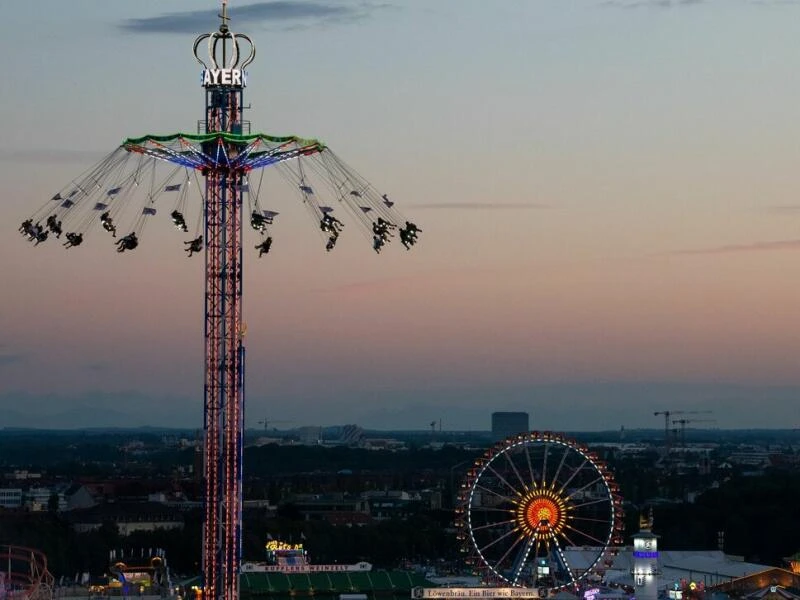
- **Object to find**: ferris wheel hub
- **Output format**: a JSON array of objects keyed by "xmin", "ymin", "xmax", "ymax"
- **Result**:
[{"xmin": 516, "ymin": 492, "xmax": 567, "ymax": 539}]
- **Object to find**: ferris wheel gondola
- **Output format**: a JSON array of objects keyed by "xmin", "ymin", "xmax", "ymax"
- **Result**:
[{"xmin": 456, "ymin": 431, "xmax": 624, "ymax": 591}]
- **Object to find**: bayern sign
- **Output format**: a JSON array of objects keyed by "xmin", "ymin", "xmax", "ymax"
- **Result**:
[{"xmin": 202, "ymin": 68, "xmax": 247, "ymax": 87}]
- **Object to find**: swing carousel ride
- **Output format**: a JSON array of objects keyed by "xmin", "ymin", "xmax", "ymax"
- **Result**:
[
  {"xmin": 18, "ymin": 134, "xmax": 420, "ymax": 257},
  {"xmin": 18, "ymin": 3, "xmax": 421, "ymax": 600}
]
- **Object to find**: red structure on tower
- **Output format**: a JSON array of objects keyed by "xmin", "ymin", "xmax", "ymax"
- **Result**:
[{"xmin": 193, "ymin": 5, "xmax": 252, "ymax": 599}]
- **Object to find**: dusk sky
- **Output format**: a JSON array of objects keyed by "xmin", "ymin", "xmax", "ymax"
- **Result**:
[{"xmin": 3, "ymin": 0, "xmax": 800, "ymax": 431}]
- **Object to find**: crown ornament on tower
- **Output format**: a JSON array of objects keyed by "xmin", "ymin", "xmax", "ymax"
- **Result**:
[{"xmin": 193, "ymin": 0, "xmax": 255, "ymax": 88}]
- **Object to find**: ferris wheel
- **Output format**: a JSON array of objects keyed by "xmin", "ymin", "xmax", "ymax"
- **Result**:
[{"xmin": 455, "ymin": 432, "xmax": 624, "ymax": 590}]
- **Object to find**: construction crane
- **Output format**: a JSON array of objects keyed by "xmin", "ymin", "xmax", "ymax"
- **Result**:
[
  {"xmin": 672, "ymin": 418, "xmax": 716, "ymax": 448},
  {"xmin": 257, "ymin": 418, "xmax": 293, "ymax": 432},
  {"xmin": 654, "ymin": 410, "xmax": 712, "ymax": 453}
]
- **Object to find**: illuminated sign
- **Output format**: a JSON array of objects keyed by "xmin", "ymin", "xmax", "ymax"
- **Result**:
[
  {"xmin": 242, "ymin": 563, "xmax": 372, "ymax": 573},
  {"xmin": 265, "ymin": 540, "xmax": 304, "ymax": 552},
  {"xmin": 413, "ymin": 589, "xmax": 549, "ymax": 599},
  {"xmin": 632, "ymin": 551, "xmax": 659, "ymax": 559},
  {"xmin": 262, "ymin": 565, "xmax": 355, "ymax": 573},
  {"xmin": 201, "ymin": 69, "xmax": 247, "ymax": 87},
  {"xmin": 634, "ymin": 538, "xmax": 656, "ymax": 550}
]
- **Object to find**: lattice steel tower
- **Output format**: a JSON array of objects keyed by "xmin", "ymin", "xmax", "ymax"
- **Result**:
[{"xmin": 193, "ymin": 4, "xmax": 254, "ymax": 599}]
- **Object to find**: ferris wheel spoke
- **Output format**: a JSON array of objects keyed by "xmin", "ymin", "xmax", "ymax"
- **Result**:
[
  {"xmin": 569, "ymin": 497, "xmax": 611, "ymax": 509},
  {"xmin": 471, "ymin": 519, "xmax": 516, "ymax": 533},
  {"xmin": 569, "ymin": 515, "xmax": 612, "ymax": 524},
  {"xmin": 548, "ymin": 446, "xmax": 571, "ymax": 490},
  {"xmin": 477, "ymin": 526, "xmax": 520, "ymax": 555},
  {"xmin": 556, "ymin": 527, "xmax": 579, "ymax": 549},
  {"xmin": 474, "ymin": 483, "xmax": 516, "ymax": 504},
  {"xmin": 470, "ymin": 505, "xmax": 516, "ymax": 513},
  {"xmin": 504, "ymin": 449, "xmax": 529, "ymax": 492},
  {"xmin": 541, "ymin": 442, "xmax": 550, "ymax": 487},
  {"xmin": 523, "ymin": 441, "xmax": 539, "ymax": 490},
  {"xmin": 551, "ymin": 537, "xmax": 578, "ymax": 587},
  {"xmin": 563, "ymin": 475, "xmax": 604, "ymax": 501},
  {"xmin": 556, "ymin": 458, "xmax": 588, "ymax": 495},
  {"xmin": 485, "ymin": 463, "xmax": 524, "ymax": 498},
  {"xmin": 563, "ymin": 522, "xmax": 607, "ymax": 546}
]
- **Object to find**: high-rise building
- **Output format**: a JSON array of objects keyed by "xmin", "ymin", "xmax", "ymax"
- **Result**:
[{"xmin": 491, "ymin": 412, "xmax": 529, "ymax": 441}]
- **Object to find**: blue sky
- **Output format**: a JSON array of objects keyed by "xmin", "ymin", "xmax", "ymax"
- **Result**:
[{"xmin": 3, "ymin": 0, "xmax": 800, "ymax": 430}]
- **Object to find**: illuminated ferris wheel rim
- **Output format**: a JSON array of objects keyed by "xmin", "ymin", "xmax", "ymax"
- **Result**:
[
  {"xmin": 458, "ymin": 431, "xmax": 624, "ymax": 589},
  {"xmin": 466, "ymin": 434, "xmax": 615, "ymax": 515}
]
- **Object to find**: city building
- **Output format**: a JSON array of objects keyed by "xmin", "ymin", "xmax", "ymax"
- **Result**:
[
  {"xmin": 563, "ymin": 547, "xmax": 771, "ymax": 592},
  {"xmin": 65, "ymin": 501, "xmax": 184, "ymax": 534},
  {"xmin": 491, "ymin": 412, "xmax": 529, "ymax": 441},
  {"xmin": 295, "ymin": 426, "xmax": 323, "ymax": 445},
  {"xmin": 0, "ymin": 488, "xmax": 23, "ymax": 509},
  {"xmin": 64, "ymin": 483, "xmax": 98, "ymax": 511},
  {"xmin": 289, "ymin": 493, "xmax": 371, "ymax": 525},
  {"xmin": 710, "ymin": 567, "xmax": 800, "ymax": 599},
  {"xmin": 24, "ymin": 486, "xmax": 65, "ymax": 512}
]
